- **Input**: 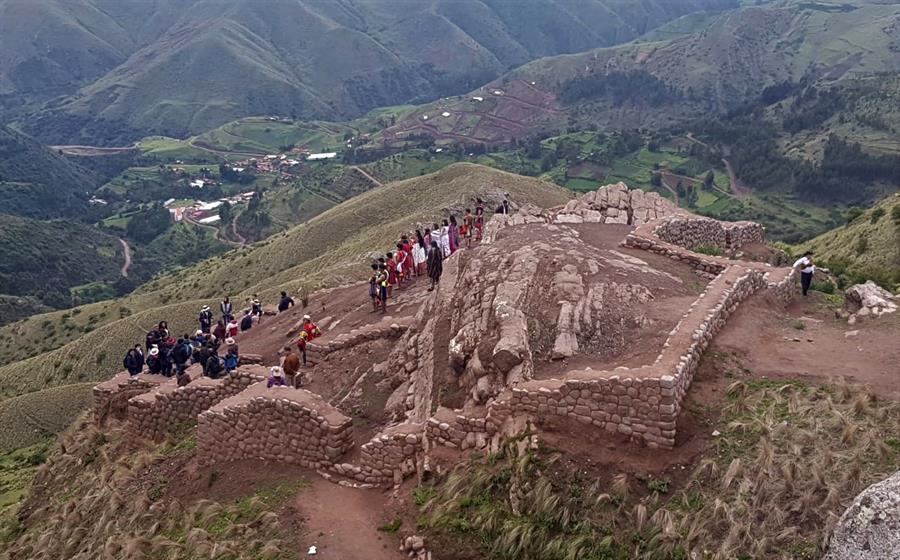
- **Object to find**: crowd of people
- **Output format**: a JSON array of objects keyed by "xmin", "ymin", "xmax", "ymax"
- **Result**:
[
  {"xmin": 368, "ymin": 197, "xmax": 503, "ymax": 312},
  {"xmin": 122, "ymin": 195, "xmax": 511, "ymax": 390},
  {"xmin": 123, "ymin": 293, "xmax": 320, "ymax": 388}
]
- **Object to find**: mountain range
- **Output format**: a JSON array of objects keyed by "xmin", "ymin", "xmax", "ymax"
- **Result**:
[{"xmin": 2, "ymin": 0, "xmax": 738, "ymax": 145}]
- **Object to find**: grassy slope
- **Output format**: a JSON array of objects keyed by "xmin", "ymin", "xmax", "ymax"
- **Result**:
[
  {"xmin": 798, "ymin": 193, "xmax": 900, "ymax": 276},
  {"xmin": 0, "ymin": 164, "xmax": 571, "ymax": 409},
  {"xmin": 0, "ymin": 384, "xmax": 94, "ymax": 451}
]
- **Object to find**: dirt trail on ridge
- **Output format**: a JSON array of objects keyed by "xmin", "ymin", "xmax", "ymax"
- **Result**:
[{"xmin": 118, "ymin": 238, "xmax": 132, "ymax": 278}]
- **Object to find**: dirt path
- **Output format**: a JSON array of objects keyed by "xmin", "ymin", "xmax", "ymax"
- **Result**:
[
  {"xmin": 118, "ymin": 238, "xmax": 132, "ymax": 278},
  {"xmin": 351, "ymin": 165, "xmax": 382, "ymax": 187},
  {"xmin": 295, "ymin": 477, "xmax": 404, "ymax": 560},
  {"xmin": 721, "ymin": 158, "xmax": 750, "ymax": 199},
  {"xmin": 49, "ymin": 143, "xmax": 138, "ymax": 156},
  {"xmin": 713, "ymin": 293, "xmax": 900, "ymax": 398},
  {"xmin": 231, "ymin": 217, "xmax": 247, "ymax": 245}
]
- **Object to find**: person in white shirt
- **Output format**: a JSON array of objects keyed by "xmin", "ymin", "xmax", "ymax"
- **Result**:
[{"xmin": 793, "ymin": 251, "xmax": 815, "ymax": 296}]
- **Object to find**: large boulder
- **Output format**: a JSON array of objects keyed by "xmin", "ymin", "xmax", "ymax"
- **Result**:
[
  {"xmin": 824, "ymin": 470, "xmax": 900, "ymax": 560},
  {"xmin": 844, "ymin": 281, "xmax": 898, "ymax": 316}
]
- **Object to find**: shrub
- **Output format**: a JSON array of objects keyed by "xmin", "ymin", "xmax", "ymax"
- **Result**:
[
  {"xmin": 378, "ymin": 518, "xmax": 402, "ymax": 533},
  {"xmin": 810, "ymin": 279, "xmax": 836, "ymax": 294},
  {"xmin": 695, "ymin": 245, "xmax": 723, "ymax": 256},
  {"xmin": 892, "ymin": 205, "xmax": 900, "ymax": 226},
  {"xmin": 855, "ymin": 236, "xmax": 868, "ymax": 254},
  {"xmin": 846, "ymin": 207, "xmax": 864, "ymax": 224},
  {"xmin": 646, "ymin": 478, "xmax": 670, "ymax": 494},
  {"xmin": 870, "ymin": 207, "xmax": 885, "ymax": 224}
]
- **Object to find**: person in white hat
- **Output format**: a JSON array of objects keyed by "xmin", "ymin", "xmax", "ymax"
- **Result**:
[
  {"xmin": 267, "ymin": 366, "xmax": 286, "ymax": 388},
  {"xmin": 146, "ymin": 346, "xmax": 162, "ymax": 375},
  {"xmin": 198, "ymin": 305, "xmax": 213, "ymax": 333}
]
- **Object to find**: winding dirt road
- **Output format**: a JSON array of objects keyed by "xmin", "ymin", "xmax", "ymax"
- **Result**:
[{"xmin": 118, "ymin": 238, "xmax": 132, "ymax": 278}]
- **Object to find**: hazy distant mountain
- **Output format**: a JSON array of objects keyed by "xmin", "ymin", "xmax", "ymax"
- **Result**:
[{"xmin": 1, "ymin": 0, "xmax": 738, "ymax": 144}]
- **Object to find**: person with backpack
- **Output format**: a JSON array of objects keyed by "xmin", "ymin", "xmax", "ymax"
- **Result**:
[
  {"xmin": 172, "ymin": 337, "xmax": 191, "ymax": 375},
  {"xmin": 123, "ymin": 346, "xmax": 143, "ymax": 376},
  {"xmin": 240, "ymin": 310, "xmax": 253, "ymax": 332},
  {"xmin": 278, "ymin": 291, "xmax": 295, "ymax": 313},
  {"xmin": 227, "ymin": 316, "xmax": 240, "ymax": 337},
  {"xmin": 199, "ymin": 305, "xmax": 213, "ymax": 334},
  {"xmin": 145, "ymin": 328, "xmax": 160, "ymax": 352},
  {"xmin": 220, "ymin": 297, "xmax": 233, "ymax": 323}
]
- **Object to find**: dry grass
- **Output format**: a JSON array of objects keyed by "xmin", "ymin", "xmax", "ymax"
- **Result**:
[
  {"xmin": 0, "ymin": 384, "xmax": 94, "ymax": 452},
  {"xmin": 420, "ymin": 379, "xmax": 900, "ymax": 560},
  {"xmin": 2, "ymin": 415, "xmax": 301, "ymax": 559},
  {"xmin": 0, "ymin": 164, "xmax": 571, "ymax": 444}
]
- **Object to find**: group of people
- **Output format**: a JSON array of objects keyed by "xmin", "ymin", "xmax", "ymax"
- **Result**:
[
  {"xmin": 122, "ymin": 195, "xmax": 512, "ymax": 387},
  {"xmin": 123, "ymin": 290, "xmax": 319, "ymax": 388},
  {"xmin": 123, "ymin": 321, "xmax": 241, "ymax": 386},
  {"xmin": 368, "ymin": 197, "xmax": 507, "ymax": 312}
]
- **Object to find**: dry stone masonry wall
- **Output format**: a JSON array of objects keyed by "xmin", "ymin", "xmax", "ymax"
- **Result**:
[
  {"xmin": 127, "ymin": 368, "xmax": 266, "ymax": 439},
  {"xmin": 93, "ymin": 182, "xmax": 797, "ymax": 486},
  {"xmin": 653, "ymin": 216, "xmax": 765, "ymax": 251},
  {"xmin": 197, "ymin": 382, "xmax": 354, "ymax": 469}
]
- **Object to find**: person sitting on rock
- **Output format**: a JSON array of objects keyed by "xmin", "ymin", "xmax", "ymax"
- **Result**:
[
  {"xmin": 199, "ymin": 305, "xmax": 213, "ymax": 333},
  {"xmin": 267, "ymin": 366, "xmax": 286, "ymax": 388},
  {"xmin": 278, "ymin": 291, "xmax": 295, "ymax": 313},
  {"xmin": 239, "ymin": 310, "xmax": 253, "ymax": 332},
  {"xmin": 281, "ymin": 345, "xmax": 301, "ymax": 388}
]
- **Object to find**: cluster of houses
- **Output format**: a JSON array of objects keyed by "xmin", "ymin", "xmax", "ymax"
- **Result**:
[{"xmin": 165, "ymin": 192, "xmax": 256, "ymax": 224}]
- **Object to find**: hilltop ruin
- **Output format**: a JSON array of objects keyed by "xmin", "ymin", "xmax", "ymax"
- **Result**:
[{"xmin": 93, "ymin": 182, "xmax": 795, "ymax": 487}]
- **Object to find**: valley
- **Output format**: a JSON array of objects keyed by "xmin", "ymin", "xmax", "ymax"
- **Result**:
[{"xmin": 1, "ymin": 1, "xmax": 899, "ymax": 558}]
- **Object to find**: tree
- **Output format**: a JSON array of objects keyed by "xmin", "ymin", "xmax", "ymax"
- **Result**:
[
  {"xmin": 703, "ymin": 170, "xmax": 715, "ymax": 189},
  {"xmin": 650, "ymin": 172, "xmax": 662, "ymax": 187},
  {"xmin": 219, "ymin": 201, "xmax": 232, "ymax": 223}
]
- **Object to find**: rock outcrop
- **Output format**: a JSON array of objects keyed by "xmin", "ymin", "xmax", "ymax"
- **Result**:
[
  {"xmin": 825, "ymin": 470, "xmax": 900, "ymax": 560},
  {"xmin": 554, "ymin": 182, "xmax": 680, "ymax": 225},
  {"xmin": 844, "ymin": 281, "xmax": 898, "ymax": 319}
]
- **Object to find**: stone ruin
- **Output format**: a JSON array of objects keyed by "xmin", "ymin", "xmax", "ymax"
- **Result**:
[{"xmin": 93, "ymin": 182, "xmax": 798, "ymax": 487}]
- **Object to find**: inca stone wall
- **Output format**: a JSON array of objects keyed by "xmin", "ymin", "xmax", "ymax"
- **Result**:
[
  {"xmin": 127, "ymin": 368, "xmax": 266, "ymax": 439},
  {"xmin": 93, "ymin": 181, "xmax": 796, "ymax": 487},
  {"xmin": 653, "ymin": 217, "xmax": 765, "ymax": 252},
  {"xmin": 197, "ymin": 382, "xmax": 354, "ymax": 469},
  {"xmin": 93, "ymin": 373, "xmax": 171, "ymax": 419}
]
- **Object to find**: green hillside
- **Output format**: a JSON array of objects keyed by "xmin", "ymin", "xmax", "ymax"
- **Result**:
[
  {"xmin": 0, "ymin": 126, "xmax": 97, "ymax": 218},
  {"xmin": 0, "ymin": 164, "xmax": 570, "ymax": 422},
  {"xmin": 509, "ymin": 0, "xmax": 900, "ymax": 128},
  {"xmin": 798, "ymin": 193, "xmax": 900, "ymax": 289},
  {"xmin": 11, "ymin": 0, "xmax": 737, "ymax": 144}
]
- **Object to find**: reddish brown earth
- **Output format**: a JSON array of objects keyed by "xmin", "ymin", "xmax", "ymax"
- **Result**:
[{"xmin": 713, "ymin": 292, "xmax": 900, "ymax": 399}]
